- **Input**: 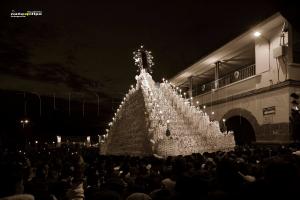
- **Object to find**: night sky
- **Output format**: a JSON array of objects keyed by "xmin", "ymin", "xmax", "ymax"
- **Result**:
[{"xmin": 0, "ymin": 0, "xmax": 299, "ymax": 138}]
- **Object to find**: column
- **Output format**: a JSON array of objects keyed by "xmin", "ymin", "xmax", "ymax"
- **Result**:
[
  {"xmin": 188, "ymin": 76, "xmax": 193, "ymax": 97},
  {"xmin": 215, "ymin": 61, "xmax": 220, "ymax": 89}
]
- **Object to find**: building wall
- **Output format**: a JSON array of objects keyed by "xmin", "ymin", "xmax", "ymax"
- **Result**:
[
  {"xmin": 288, "ymin": 63, "xmax": 300, "ymax": 80},
  {"xmin": 254, "ymin": 23, "xmax": 300, "ymax": 83},
  {"xmin": 191, "ymin": 24, "xmax": 297, "ymax": 143},
  {"xmin": 255, "ymin": 26, "xmax": 289, "ymax": 89},
  {"xmin": 193, "ymin": 86, "xmax": 291, "ymax": 143},
  {"xmin": 176, "ymin": 15, "xmax": 300, "ymax": 144}
]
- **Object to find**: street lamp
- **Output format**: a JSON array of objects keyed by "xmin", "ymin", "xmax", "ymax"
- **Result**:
[{"xmin": 20, "ymin": 119, "xmax": 29, "ymax": 128}]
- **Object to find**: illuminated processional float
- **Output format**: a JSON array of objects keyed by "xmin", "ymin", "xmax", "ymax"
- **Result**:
[{"xmin": 101, "ymin": 46, "xmax": 235, "ymax": 156}]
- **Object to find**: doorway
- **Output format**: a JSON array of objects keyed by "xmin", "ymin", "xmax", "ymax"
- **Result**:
[{"xmin": 225, "ymin": 116, "xmax": 256, "ymax": 145}]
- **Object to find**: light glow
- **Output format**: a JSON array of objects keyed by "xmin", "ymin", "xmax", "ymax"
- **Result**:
[
  {"xmin": 57, "ymin": 136, "xmax": 61, "ymax": 143},
  {"xmin": 254, "ymin": 31, "xmax": 261, "ymax": 37}
]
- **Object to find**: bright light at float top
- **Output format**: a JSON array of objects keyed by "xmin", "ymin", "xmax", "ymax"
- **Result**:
[{"xmin": 133, "ymin": 45, "xmax": 154, "ymax": 73}]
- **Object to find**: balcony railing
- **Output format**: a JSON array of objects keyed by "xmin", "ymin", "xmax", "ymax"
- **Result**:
[{"xmin": 192, "ymin": 64, "xmax": 256, "ymax": 96}]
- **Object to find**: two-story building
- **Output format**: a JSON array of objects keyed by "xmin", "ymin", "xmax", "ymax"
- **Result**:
[{"xmin": 170, "ymin": 13, "xmax": 300, "ymax": 145}]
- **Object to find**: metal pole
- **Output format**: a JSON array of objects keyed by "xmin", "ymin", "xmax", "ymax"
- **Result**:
[
  {"xmin": 32, "ymin": 93, "xmax": 42, "ymax": 116},
  {"xmin": 68, "ymin": 93, "xmax": 71, "ymax": 116},
  {"xmin": 95, "ymin": 93, "xmax": 100, "ymax": 116},
  {"xmin": 23, "ymin": 92, "xmax": 27, "ymax": 116},
  {"xmin": 215, "ymin": 61, "xmax": 220, "ymax": 89},
  {"xmin": 82, "ymin": 100, "xmax": 85, "ymax": 117},
  {"xmin": 188, "ymin": 76, "xmax": 193, "ymax": 98},
  {"xmin": 53, "ymin": 93, "xmax": 56, "ymax": 110}
]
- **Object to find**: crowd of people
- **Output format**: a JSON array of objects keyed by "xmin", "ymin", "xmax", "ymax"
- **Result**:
[{"xmin": 1, "ymin": 143, "xmax": 300, "ymax": 200}]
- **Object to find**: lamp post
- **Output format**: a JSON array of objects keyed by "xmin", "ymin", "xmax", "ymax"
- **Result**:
[
  {"xmin": 20, "ymin": 119, "xmax": 29, "ymax": 128},
  {"xmin": 31, "ymin": 92, "xmax": 42, "ymax": 116}
]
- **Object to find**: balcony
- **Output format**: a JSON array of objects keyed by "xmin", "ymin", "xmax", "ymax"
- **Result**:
[{"xmin": 192, "ymin": 64, "xmax": 256, "ymax": 96}]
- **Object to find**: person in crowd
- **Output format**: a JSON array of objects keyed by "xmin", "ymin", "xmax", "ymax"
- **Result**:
[
  {"xmin": 0, "ymin": 143, "xmax": 300, "ymax": 200},
  {"xmin": 0, "ymin": 162, "xmax": 34, "ymax": 200}
]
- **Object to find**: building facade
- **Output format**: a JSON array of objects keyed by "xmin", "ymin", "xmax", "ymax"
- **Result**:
[{"xmin": 171, "ymin": 13, "xmax": 300, "ymax": 144}]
